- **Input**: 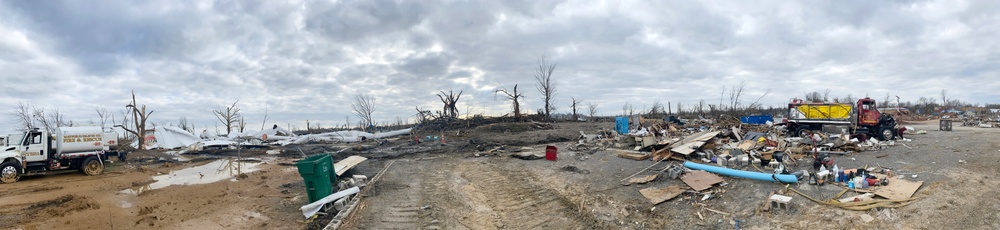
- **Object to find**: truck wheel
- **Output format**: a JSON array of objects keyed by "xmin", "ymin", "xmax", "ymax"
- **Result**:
[
  {"xmin": 81, "ymin": 156, "xmax": 104, "ymax": 176},
  {"xmin": 795, "ymin": 126, "xmax": 810, "ymax": 138},
  {"xmin": 879, "ymin": 127, "xmax": 897, "ymax": 141},
  {"xmin": 0, "ymin": 161, "xmax": 21, "ymax": 183}
]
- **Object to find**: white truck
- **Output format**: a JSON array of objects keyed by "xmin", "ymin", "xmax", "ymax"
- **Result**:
[{"xmin": 1, "ymin": 127, "xmax": 124, "ymax": 183}]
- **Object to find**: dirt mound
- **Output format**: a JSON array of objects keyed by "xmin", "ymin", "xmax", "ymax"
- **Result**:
[{"xmin": 474, "ymin": 122, "xmax": 552, "ymax": 133}]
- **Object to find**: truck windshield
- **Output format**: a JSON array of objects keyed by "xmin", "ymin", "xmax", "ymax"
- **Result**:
[{"xmin": 22, "ymin": 133, "xmax": 41, "ymax": 146}]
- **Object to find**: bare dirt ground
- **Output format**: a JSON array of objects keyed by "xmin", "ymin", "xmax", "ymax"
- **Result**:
[{"xmin": 2, "ymin": 119, "xmax": 998, "ymax": 229}]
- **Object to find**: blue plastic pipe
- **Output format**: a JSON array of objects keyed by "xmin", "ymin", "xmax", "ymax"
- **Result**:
[{"xmin": 683, "ymin": 161, "xmax": 799, "ymax": 184}]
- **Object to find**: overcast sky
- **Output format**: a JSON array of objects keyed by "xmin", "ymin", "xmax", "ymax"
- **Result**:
[{"xmin": 1, "ymin": 0, "xmax": 998, "ymax": 133}]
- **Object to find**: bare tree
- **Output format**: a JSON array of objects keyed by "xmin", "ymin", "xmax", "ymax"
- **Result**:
[
  {"xmin": 213, "ymin": 100, "xmax": 242, "ymax": 135},
  {"xmin": 586, "ymin": 102, "xmax": 599, "ymax": 121},
  {"xmin": 747, "ymin": 89, "xmax": 772, "ymax": 110},
  {"xmin": 11, "ymin": 101, "xmax": 34, "ymax": 131},
  {"xmin": 116, "ymin": 90, "xmax": 154, "ymax": 150},
  {"xmin": 414, "ymin": 106, "xmax": 432, "ymax": 124},
  {"xmin": 31, "ymin": 108, "xmax": 62, "ymax": 133},
  {"xmin": 697, "ymin": 100, "xmax": 706, "ymax": 115},
  {"xmin": 805, "ymin": 91, "xmax": 823, "ymax": 102},
  {"xmin": 437, "ymin": 90, "xmax": 463, "ymax": 119},
  {"xmin": 843, "ymin": 94, "xmax": 855, "ymax": 104},
  {"xmin": 352, "ymin": 94, "xmax": 376, "ymax": 129},
  {"xmin": 941, "ymin": 89, "xmax": 947, "ymax": 107},
  {"xmin": 728, "ymin": 81, "xmax": 746, "ymax": 111},
  {"xmin": 881, "ymin": 93, "xmax": 892, "ymax": 108},
  {"xmin": 570, "ymin": 97, "xmax": 582, "ymax": 121},
  {"xmin": 96, "ymin": 106, "xmax": 110, "ymax": 130},
  {"xmin": 178, "ymin": 117, "xmax": 194, "ymax": 133},
  {"xmin": 533, "ymin": 56, "xmax": 557, "ymax": 118},
  {"xmin": 622, "ymin": 102, "xmax": 636, "ymax": 116},
  {"xmin": 495, "ymin": 84, "xmax": 525, "ymax": 119},
  {"xmin": 649, "ymin": 101, "xmax": 664, "ymax": 115},
  {"xmin": 823, "ymin": 89, "xmax": 831, "ymax": 102},
  {"xmin": 238, "ymin": 117, "xmax": 247, "ymax": 133}
]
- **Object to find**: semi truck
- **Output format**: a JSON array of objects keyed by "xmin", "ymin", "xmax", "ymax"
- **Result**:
[
  {"xmin": 782, "ymin": 97, "xmax": 898, "ymax": 141},
  {"xmin": 1, "ymin": 127, "xmax": 123, "ymax": 183}
]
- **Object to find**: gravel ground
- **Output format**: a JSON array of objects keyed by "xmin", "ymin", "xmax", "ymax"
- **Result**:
[{"xmin": 343, "ymin": 119, "xmax": 1000, "ymax": 229}]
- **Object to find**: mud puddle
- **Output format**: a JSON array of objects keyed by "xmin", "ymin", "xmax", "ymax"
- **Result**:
[{"xmin": 119, "ymin": 159, "xmax": 262, "ymax": 195}]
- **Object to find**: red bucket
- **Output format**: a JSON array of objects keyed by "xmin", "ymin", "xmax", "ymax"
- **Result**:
[{"xmin": 545, "ymin": 145, "xmax": 557, "ymax": 161}]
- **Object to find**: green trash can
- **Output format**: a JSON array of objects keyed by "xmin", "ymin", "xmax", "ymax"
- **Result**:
[{"xmin": 296, "ymin": 154, "xmax": 334, "ymax": 203}]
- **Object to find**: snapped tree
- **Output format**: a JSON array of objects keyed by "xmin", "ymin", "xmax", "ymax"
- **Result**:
[
  {"xmin": 116, "ymin": 90, "xmax": 153, "ymax": 150},
  {"xmin": 437, "ymin": 90, "xmax": 463, "ymax": 119},
  {"xmin": 495, "ymin": 84, "xmax": 525, "ymax": 119}
]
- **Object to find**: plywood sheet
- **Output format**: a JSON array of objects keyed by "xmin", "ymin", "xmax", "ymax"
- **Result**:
[
  {"xmin": 639, "ymin": 185, "xmax": 685, "ymax": 205},
  {"xmin": 628, "ymin": 175, "xmax": 658, "ymax": 184},
  {"xmin": 618, "ymin": 151, "xmax": 650, "ymax": 161},
  {"xmin": 334, "ymin": 156, "xmax": 368, "ymax": 176},
  {"xmin": 681, "ymin": 170, "xmax": 725, "ymax": 191},
  {"xmin": 874, "ymin": 177, "xmax": 923, "ymax": 200}
]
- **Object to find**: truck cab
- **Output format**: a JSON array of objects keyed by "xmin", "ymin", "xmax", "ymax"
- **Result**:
[{"xmin": 857, "ymin": 98, "xmax": 881, "ymax": 126}]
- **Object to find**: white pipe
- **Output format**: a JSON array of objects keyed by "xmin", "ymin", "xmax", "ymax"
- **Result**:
[{"xmin": 300, "ymin": 186, "xmax": 360, "ymax": 218}]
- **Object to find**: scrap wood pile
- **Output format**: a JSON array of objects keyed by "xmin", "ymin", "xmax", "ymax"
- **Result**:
[
  {"xmin": 960, "ymin": 114, "xmax": 1000, "ymax": 128},
  {"xmin": 610, "ymin": 114, "xmax": 910, "ymax": 168},
  {"xmin": 610, "ymin": 114, "xmax": 924, "ymax": 216}
]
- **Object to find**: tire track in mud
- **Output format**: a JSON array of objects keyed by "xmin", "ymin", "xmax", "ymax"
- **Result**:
[
  {"xmin": 459, "ymin": 162, "xmax": 593, "ymax": 229},
  {"xmin": 362, "ymin": 163, "xmax": 445, "ymax": 230}
]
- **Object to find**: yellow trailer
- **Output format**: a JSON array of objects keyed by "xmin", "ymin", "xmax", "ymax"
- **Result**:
[{"xmin": 791, "ymin": 103, "xmax": 853, "ymax": 120}]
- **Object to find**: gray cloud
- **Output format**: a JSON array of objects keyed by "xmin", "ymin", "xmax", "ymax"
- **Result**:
[{"xmin": 1, "ymin": 0, "xmax": 998, "ymax": 132}]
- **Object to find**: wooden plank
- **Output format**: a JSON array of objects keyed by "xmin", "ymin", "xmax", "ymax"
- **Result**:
[
  {"xmin": 874, "ymin": 177, "xmax": 923, "ymax": 200},
  {"xmin": 628, "ymin": 174, "xmax": 658, "ymax": 184},
  {"xmin": 681, "ymin": 170, "xmax": 725, "ymax": 191},
  {"xmin": 334, "ymin": 156, "xmax": 368, "ymax": 176},
  {"xmin": 737, "ymin": 140, "xmax": 757, "ymax": 151},
  {"xmin": 639, "ymin": 185, "xmax": 685, "ymax": 205},
  {"xmin": 618, "ymin": 151, "xmax": 650, "ymax": 161},
  {"xmin": 670, "ymin": 131, "xmax": 719, "ymax": 156},
  {"xmin": 671, "ymin": 141, "xmax": 705, "ymax": 155},
  {"xmin": 762, "ymin": 191, "xmax": 775, "ymax": 212}
]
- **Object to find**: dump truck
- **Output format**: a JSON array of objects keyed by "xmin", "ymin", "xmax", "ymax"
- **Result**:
[
  {"xmin": 782, "ymin": 97, "xmax": 898, "ymax": 141},
  {"xmin": 1, "ymin": 127, "xmax": 123, "ymax": 183}
]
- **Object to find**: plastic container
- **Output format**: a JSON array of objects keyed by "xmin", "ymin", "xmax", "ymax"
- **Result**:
[
  {"xmin": 615, "ymin": 117, "xmax": 629, "ymax": 134},
  {"xmin": 739, "ymin": 114, "xmax": 774, "ymax": 125},
  {"xmin": 545, "ymin": 145, "xmax": 557, "ymax": 161},
  {"xmin": 296, "ymin": 154, "xmax": 334, "ymax": 203}
]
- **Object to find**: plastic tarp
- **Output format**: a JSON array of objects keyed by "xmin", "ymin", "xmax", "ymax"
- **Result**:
[
  {"xmin": 279, "ymin": 128, "xmax": 412, "ymax": 146},
  {"xmin": 153, "ymin": 126, "xmax": 201, "ymax": 149},
  {"xmin": 683, "ymin": 161, "xmax": 798, "ymax": 184}
]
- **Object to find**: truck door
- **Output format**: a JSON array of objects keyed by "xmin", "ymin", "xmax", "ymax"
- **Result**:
[
  {"xmin": 858, "ymin": 100, "xmax": 880, "ymax": 126},
  {"xmin": 21, "ymin": 132, "xmax": 46, "ymax": 163}
]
